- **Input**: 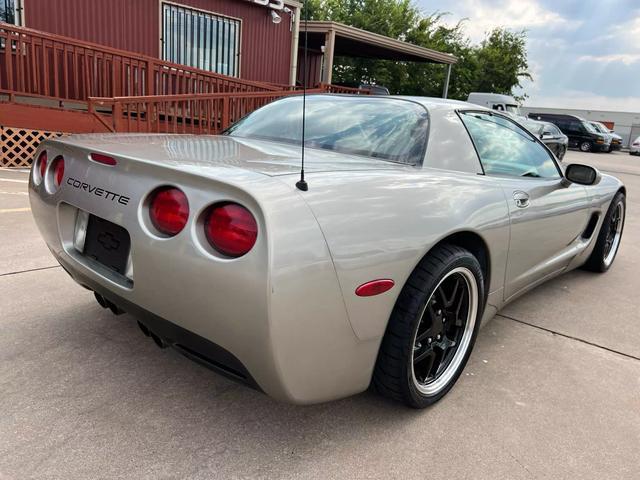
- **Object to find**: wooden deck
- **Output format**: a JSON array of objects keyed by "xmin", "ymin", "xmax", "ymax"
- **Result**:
[{"xmin": 0, "ymin": 22, "xmax": 366, "ymax": 165}]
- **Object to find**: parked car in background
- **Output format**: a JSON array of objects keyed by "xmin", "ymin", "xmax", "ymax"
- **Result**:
[
  {"xmin": 362, "ymin": 84, "xmax": 390, "ymax": 95},
  {"xmin": 522, "ymin": 119, "xmax": 569, "ymax": 161},
  {"xmin": 333, "ymin": 81, "xmax": 390, "ymax": 95},
  {"xmin": 467, "ymin": 92, "xmax": 522, "ymax": 117},
  {"xmin": 528, "ymin": 113, "xmax": 610, "ymax": 153},
  {"xmin": 589, "ymin": 121, "xmax": 622, "ymax": 152},
  {"xmin": 630, "ymin": 136, "xmax": 640, "ymax": 155}
]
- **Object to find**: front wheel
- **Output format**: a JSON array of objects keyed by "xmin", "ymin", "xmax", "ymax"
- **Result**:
[
  {"xmin": 372, "ymin": 244, "xmax": 485, "ymax": 408},
  {"xmin": 557, "ymin": 146, "xmax": 566, "ymax": 161},
  {"xmin": 583, "ymin": 192, "xmax": 626, "ymax": 272},
  {"xmin": 580, "ymin": 141, "xmax": 592, "ymax": 152}
]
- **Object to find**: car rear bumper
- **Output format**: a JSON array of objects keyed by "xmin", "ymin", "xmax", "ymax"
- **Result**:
[
  {"xmin": 28, "ymin": 140, "xmax": 379, "ymax": 405},
  {"xmin": 55, "ymin": 252, "xmax": 261, "ymax": 389}
]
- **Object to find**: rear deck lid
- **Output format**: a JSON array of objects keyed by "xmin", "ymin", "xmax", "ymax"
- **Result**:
[{"xmin": 58, "ymin": 134, "xmax": 410, "ymax": 177}]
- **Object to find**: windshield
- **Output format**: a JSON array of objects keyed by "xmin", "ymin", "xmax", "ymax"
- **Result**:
[
  {"xmin": 583, "ymin": 122, "xmax": 600, "ymax": 134},
  {"xmin": 591, "ymin": 122, "xmax": 608, "ymax": 133},
  {"xmin": 522, "ymin": 120, "xmax": 544, "ymax": 136},
  {"xmin": 505, "ymin": 104, "xmax": 521, "ymax": 115},
  {"xmin": 225, "ymin": 95, "xmax": 429, "ymax": 165}
]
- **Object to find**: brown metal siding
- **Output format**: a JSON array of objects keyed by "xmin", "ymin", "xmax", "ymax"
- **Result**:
[
  {"xmin": 23, "ymin": 0, "xmax": 292, "ymax": 84},
  {"xmin": 297, "ymin": 49, "xmax": 322, "ymax": 87}
]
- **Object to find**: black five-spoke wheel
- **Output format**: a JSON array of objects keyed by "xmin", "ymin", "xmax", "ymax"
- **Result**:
[
  {"xmin": 412, "ymin": 268, "xmax": 475, "ymax": 394},
  {"xmin": 584, "ymin": 191, "xmax": 625, "ymax": 273},
  {"xmin": 373, "ymin": 244, "xmax": 484, "ymax": 408},
  {"xmin": 603, "ymin": 200, "xmax": 624, "ymax": 267}
]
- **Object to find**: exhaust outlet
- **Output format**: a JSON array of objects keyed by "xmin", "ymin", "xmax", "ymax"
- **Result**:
[
  {"xmin": 94, "ymin": 292, "xmax": 109, "ymax": 309},
  {"xmin": 107, "ymin": 302, "xmax": 125, "ymax": 316},
  {"xmin": 94, "ymin": 292, "xmax": 125, "ymax": 315},
  {"xmin": 149, "ymin": 332, "xmax": 168, "ymax": 349},
  {"xmin": 137, "ymin": 321, "xmax": 151, "ymax": 337},
  {"xmin": 137, "ymin": 321, "xmax": 168, "ymax": 349}
]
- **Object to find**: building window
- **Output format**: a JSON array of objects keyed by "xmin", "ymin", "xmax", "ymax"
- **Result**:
[
  {"xmin": 162, "ymin": 3, "xmax": 240, "ymax": 77},
  {"xmin": 0, "ymin": 0, "xmax": 23, "ymax": 25}
]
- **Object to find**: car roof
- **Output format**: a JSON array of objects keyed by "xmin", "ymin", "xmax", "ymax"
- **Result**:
[
  {"xmin": 390, "ymin": 96, "xmax": 489, "ymax": 111},
  {"xmin": 302, "ymin": 93, "xmax": 495, "ymax": 115},
  {"xmin": 529, "ymin": 112, "xmax": 585, "ymax": 121}
]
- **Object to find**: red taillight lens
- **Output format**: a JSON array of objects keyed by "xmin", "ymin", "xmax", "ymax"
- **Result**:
[
  {"xmin": 149, "ymin": 187, "xmax": 189, "ymax": 236},
  {"xmin": 205, "ymin": 203, "xmax": 257, "ymax": 257},
  {"xmin": 52, "ymin": 156, "xmax": 65, "ymax": 187},
  {"xmin": 38, "ymin": 151, "xmax": 47, "ymax": 178}
]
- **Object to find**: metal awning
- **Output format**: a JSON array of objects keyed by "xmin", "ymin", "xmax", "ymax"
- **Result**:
[{"xmin": 298, "ymin": 21, "xmax": 457, "ymax": 97}]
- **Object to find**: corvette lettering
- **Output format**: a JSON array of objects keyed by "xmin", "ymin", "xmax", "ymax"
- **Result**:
[{"xmin": 66, "ymin": 177, "xmax": 130, "ymax": 205}]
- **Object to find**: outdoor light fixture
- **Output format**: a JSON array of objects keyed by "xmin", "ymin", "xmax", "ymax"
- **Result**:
[{"xmin": 270, "ymin": 10, "xmax": 281, "ymax": 24}]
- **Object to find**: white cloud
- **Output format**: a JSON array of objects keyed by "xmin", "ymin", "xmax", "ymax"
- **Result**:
[
  {"xmin": 430, "ymin": 0, "xmax": 574, "ymax": 42},
  {"xmin": 608, "ymin": 13, "xmax": 640, "ymax": 43},
  {"xmin": 525, "ymin": 92, "xmax": 640, "ymax": 112},
  {"xmin": 578, "ymin": 54, "xmax": 640, "ymax": 65}
]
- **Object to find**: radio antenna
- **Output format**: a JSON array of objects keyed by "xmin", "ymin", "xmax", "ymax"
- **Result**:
[{"xmin": 295, "ymin": 0, "xmax": 309, "ymax": 191}]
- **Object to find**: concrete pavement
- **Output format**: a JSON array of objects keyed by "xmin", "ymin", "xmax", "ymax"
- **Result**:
[{"xmin": 1, "ymin": 151, "xmax": 639, "ymax": 479}]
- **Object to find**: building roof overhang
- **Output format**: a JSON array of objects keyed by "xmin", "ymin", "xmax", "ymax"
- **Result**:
[{"xmin": 301, "ymin": 21, "xmax": 457, "ymax": 64}]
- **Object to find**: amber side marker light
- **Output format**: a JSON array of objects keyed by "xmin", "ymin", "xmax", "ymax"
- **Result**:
[{"xmin": 355, "ymin": 279, "xmax": 395, "ymax": 297}]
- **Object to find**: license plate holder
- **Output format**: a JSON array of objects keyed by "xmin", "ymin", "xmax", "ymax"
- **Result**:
[{"xmin": 83, "ymin": 215, "xmax": 131, "ymax": 276}]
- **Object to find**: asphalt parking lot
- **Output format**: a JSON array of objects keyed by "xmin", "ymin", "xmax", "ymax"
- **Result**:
[{"xmin": 1, "ymin": 150, "xmax": 639, "ymax": 479}]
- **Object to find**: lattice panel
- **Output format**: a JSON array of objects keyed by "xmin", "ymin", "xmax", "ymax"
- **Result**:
[{"xmin": 0, "ymin": 127, "xmax": 65, "ymax": 168}]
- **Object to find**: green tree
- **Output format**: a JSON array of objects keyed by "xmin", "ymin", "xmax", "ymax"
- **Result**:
[
  {"xmin": 302, "ymin": 0, "xmax": 531, "ymax": 101},
  {"xmin": 472, "ymin": 28, "xmax": 532, "ymax": 102}
]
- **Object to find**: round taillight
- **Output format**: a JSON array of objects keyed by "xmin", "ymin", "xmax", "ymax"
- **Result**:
[
  {"xmin": 37, "ymin": 150, "xmax": 47, "ymax": 180},
  {"xmin": 204, "ymin": 203, "xmax": 258, "ymax": 257},
  {"xmin": 52, "ymin": 156, "xmax": 65, "ymax": 187},
  {"xmin": 149, "ymin": 187, "xmax": 189, "ymax": 236}
]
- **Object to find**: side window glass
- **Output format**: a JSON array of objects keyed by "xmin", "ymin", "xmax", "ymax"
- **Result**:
[{"xmin": 459, "ymin": 111, "xmax": 560, "ymax": 179}]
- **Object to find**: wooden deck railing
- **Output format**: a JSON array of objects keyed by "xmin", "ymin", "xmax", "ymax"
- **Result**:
[
  {"xmin": 88, "ymin": 89, "xmax": 328, "ymax": 134},
  {"xmin": 0, "ymin": 23, "xmax": 279, "ymax": 105},
  {"xmin": 319, "ymin": 83, "xmax": 371, "ymax": 94},
  {"xmin": 87, "ymin": 83, "xmax": 371, "ymax": 134}
]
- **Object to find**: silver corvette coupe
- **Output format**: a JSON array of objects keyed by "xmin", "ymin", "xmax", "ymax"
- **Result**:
[{"xmin": 29, "ymin": 95, "xmax": 626, "ymax": 408}]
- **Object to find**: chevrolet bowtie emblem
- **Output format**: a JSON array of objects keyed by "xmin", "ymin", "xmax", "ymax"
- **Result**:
[{"xmin": 97, "ymin": 232, "xmax": 120, "ymax": 251}]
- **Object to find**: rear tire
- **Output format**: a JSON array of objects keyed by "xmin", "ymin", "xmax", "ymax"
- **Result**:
[
  {"xmin": 583, "ymin": 192, "xmax": 625, "ymax": 272},
  {"xmin": 372, "ymin": 244, "xmax": 485, "ymax": 408}
]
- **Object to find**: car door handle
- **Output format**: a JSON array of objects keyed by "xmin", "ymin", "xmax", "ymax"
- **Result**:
[{"xmin": 513, "ymin": 191, "xmax": 530, "ymax": 208}]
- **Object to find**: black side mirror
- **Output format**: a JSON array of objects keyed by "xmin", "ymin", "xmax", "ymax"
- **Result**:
[{"xmin": 564, "ymin": 163, "xmax": 600, "ymax": 186}]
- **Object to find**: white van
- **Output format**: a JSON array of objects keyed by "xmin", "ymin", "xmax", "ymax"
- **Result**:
[{"xmin": 467, "ymin": 93, "xmax": 521, "ymax": 117}]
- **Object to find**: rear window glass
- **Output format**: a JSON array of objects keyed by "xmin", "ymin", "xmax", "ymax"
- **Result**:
[{"xmin": 226, "ymin": 95, "xmax": 429, "ymax": 165}]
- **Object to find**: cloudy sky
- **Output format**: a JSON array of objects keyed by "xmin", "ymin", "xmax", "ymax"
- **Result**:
[{"xmin": 416, "ymin": 0, "xmax": 640, "ymax": 111}]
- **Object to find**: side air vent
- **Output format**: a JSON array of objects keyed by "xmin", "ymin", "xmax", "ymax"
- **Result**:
[{"xmin": 581, "ymin": 213, "xmax": 600, "ymax": 239}]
